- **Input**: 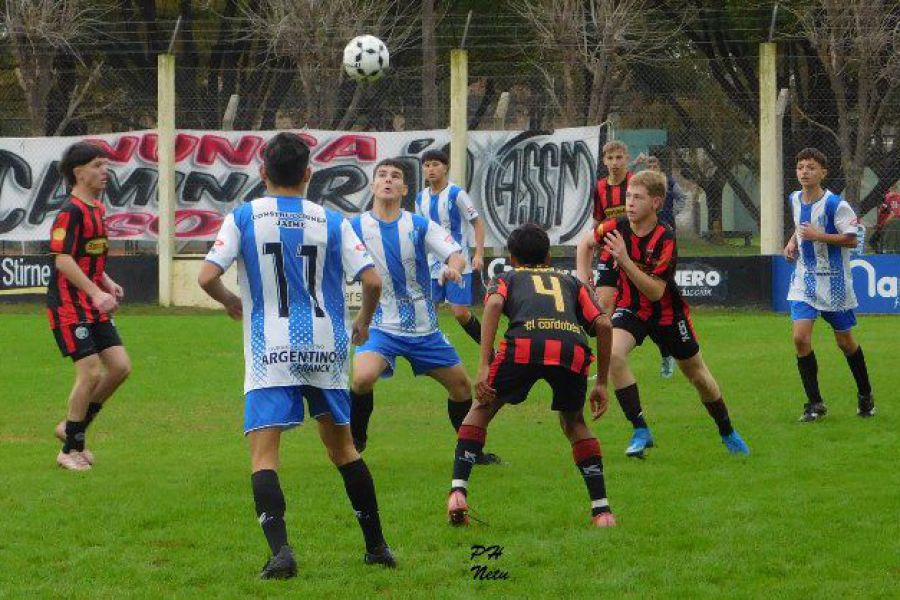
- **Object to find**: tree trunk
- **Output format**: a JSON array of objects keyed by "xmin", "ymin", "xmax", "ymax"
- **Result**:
[{"xmin": 421, "ymin": 0, "xmax": 439, "ymax": 129}]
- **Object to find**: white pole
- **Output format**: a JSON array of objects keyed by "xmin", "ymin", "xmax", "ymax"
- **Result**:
[
  {"xmin": 222, "ymin": 94, "xmax": 240, "ymax": 131},
  {"xmin": 449, "ymin": 49, "xmax": 468, "ymax": 186},
  {"xmin": 157, "ymin": 53, "xmax": 176, "ymax": 306},
  {"xmin": 759, "ymin": 42, "xmax": 781, "ymax": 254}
]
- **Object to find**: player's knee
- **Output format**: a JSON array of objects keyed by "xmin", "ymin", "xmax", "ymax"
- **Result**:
[
  {"xmin": 792, "ymin": 332, "xmax": 812, "ymax": 352},
  {"xmin": 77, "ymin": 364, "xmax": 103, "ymax": 388},
  {"xmin": 835, "ymin": 334, "xmax": 857, "ymax": 355},
  {"xmin": 450, "ymin": 379, "xmax": 473, "ymax": 401},
  {"xmin": 351, "ymin": 372, "xmax": 377, "ymax": 394},
  {"xmin": 451, "ymin": 305, "xmax": 470, "ymax": 323},
  {"xmin": 112, "ymin": 358, "xmax": 132, "ymax": 382},
  {"xmin": 609, "ymin": 351, "xmax": 629, "ymax": 373},
  {"xmin": 559, "ymin": 411, "xmax": 587, "ymax": 438}
]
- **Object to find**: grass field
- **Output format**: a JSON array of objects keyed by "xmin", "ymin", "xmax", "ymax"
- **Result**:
[{"xmin": 0, "ymin": 305, "xmax": 897, "ymax": 599}]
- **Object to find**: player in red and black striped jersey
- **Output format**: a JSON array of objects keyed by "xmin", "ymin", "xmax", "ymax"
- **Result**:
[
  {"xmin": 47, "ymin": 142, "xmax": 132, "ymax": 471},
  {"xmin": 446, "ymin": 224, "xmax": 617, "ymax": 528},
  {"xmin": 577, "ymin": 170, "xmax": 749, "ymax": 457},
  {"xmin": 592, "ymin": 141, "xmax": 632, "ymax": 225}
]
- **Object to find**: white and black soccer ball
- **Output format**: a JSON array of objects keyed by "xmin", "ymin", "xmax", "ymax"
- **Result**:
[{"xmin": 343, "ymin": 35, "xmax": 389, "ymax": 82}]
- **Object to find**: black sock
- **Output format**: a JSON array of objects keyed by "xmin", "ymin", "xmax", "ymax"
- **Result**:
[
  {"xmin": 615, "ymin": 384, "xmax": 648, "ymax": 429},
  {"xmin": 350, "ymin": 391, "xmax": 374, "ymax": 446},
  {"xmin": 572, "ymin": 438, "xmax": 610, "ymax": 516},
  {"xmin": 702, "ymin": 398, "xmax": 734, "ymax": 436},
  {"xmin": 452, "ymin": 425, "xmax": 486, "ymax": 492},
  {"xmin": 251, "ymin": 469, "xmax": 288, "ymax": 555},
  {"xmin": 62, "ymin": 420, "xmax": 86, "ymax": 453},
  {"xmin": 338, "ymin": 458, "xmax": 386, "ymax": 553},
  {"xmin": 845, "ymin": 346, "xmax": 872, "ymax": 396},
  {"xmin": 461, "ymin": 315, "xmax": 482, "ymax": 344},
  {"xmin": 83, "ymin": 402, "xmax": 103, "ymax": 430},
  {"xmin": 797, "ymin": 352, "xmax": 823, "ymax": 404},
  {"xmin": 447, "ymin": 398, "xmax": 472, "ymax": 432}
]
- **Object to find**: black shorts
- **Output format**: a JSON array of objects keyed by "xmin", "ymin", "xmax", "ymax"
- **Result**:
[
  {"xmin": 52, "ymin": 320, "xmax": 123, "ymax": 362},
  {"xmin": 488, "ymin": 362, "xmax": 587, "ymax": 412},
  {"xmin": 611, "ymin": 309, "xmax": 700, "ymax": 360}
]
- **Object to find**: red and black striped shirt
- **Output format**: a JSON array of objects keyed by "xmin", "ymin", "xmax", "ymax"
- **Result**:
[
  {"xmin": 594, "ymin": 217, "xmax": 689, "ymax": 325},
  {"xmin": 46, "ymin": 196, "xmax": 110, "ymax": 329},
  {"xmin": 486, "ymin": 267, "xmax": 602, "ymax": 375},
  {"xmin": 592, "ymin": 171, "xmax": 632, "ymax": 223}
]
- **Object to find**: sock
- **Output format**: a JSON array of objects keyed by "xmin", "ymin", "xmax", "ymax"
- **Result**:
[
  {"xmin": 83, "ymin": 402, "xmax": 103, "ymax": 430},
  {"xmin": 572, "ymin": 438, "xmax": 610, "ymax": 516},
  {"xmin": 62, "ymin": 420, "xmax": 86, "ymax": 453},
  {"xmin": 338, "ymin": 458, "xmax": 386, "ymax": 553},
  {"xmin": 447, "ymin": 398, "xmax": 473, "ymax": 432},
  {"xmin": 796, "ymin": 352, "xmax": 823, "ymax": 404},
  {"xmin": 350, "ymin": 391, "xmax": 374, "ymax": 446},
  {"xmin": 702, "ymin": 398, "xmax": 734, "ymax": 436},
  {"xmin": 461, "ymin": 315, "xmax": 482, "ymax": 344},
  {"xmin": 451, "ymin": 425, "xmax": 486, "ymax": 493},
  {"xmin": 615, "ymin": 384, "xmax": 648, "ymax": 429},
  {"xmin": 251, "ymin": 469, "xmax": 288, "ymax": 555},
  {"xmin": 845, "ymin": 346, "xmax": 872, "ymax": 396}
]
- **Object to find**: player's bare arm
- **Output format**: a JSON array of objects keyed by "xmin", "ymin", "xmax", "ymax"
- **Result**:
[
  {"xmin": 442, "ymin": 251, "xmax": 466, "ymax": 284},
  {"xmin": 784, "ymin": 232, "xmax": 798, "ymax": 261},
  {"xmin": 589, "ymin": 314, "xmax": 612, "ymax": 420},
  {"xmin": 575, "ymin": 232, "xmax": 597, "ymax": 285},
  {"xmin": 475, "ymin": 293, "xmax": 504, "ymax": 404},
  {"xmin": 353, "ymin": 266, "xmax": 382, "ymax": 346},
  {"xmin": 603, "ymin": 230, "xmax": 666, "ymax": 302},
  {"xmin": 471, "ymin": 217, "xmax": 486, "ymax": 272},
  {"xmin": 797, "ymin": 223, "xmax": 857, "ymax": 248},
  {"xmin": 197, "ymin": 261, "xmax": 242, "ymax": 320},
  {"xmin": 54, "ymin": 254, "xmax": 117, "ymax": 313}
]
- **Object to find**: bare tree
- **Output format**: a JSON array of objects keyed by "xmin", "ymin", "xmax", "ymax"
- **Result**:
[
  {"xmin": 243, "ymin": 0, "xmax": 417, "ymax": 129},
  {"xmin": 510, "ymin": 0, "xmax": 677, "ymax": 126},
  {"xmin": 421, "ymin": 0, "xmax": 439, "ymax": 129},
  {"xmin": 788, "ymin": 0, "xmax": 900, "ymax": 206},
  {"xmin": 3, "ymin": 0, "xmax": 102, "ymax": 135}
]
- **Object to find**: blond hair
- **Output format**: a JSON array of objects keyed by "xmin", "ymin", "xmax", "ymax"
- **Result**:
[
  {"xmin": 629, "ymin": 169, "xmax": 667, "ymax": 199},
  {"xmin": 602, "ymin": 140, "xmax": 628, "ymax": 156}
]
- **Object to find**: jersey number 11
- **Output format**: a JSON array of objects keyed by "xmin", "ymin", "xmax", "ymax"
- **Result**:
[{"xmin": 263, "ymin": 242, "xmax": 325, "ymax": 319}]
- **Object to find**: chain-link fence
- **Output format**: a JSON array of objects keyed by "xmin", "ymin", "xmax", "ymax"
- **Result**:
[{"xmin": 3, "ymin": 6, "xmax": 900, "ymax": 258}]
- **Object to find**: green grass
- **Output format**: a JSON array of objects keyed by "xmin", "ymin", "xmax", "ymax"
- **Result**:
[{"xmin": 1, "ymin": 306, "xmax": 897, "ymax": 598}]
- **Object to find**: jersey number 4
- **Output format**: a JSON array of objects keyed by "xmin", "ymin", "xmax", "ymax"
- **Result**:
[
  {"xmin": 532, "ymin": 274, "xmax": 565, "ymax": 312},
  {"xmin": 263, "ymin": 242, "xmax": 325, "ymax": 319}
]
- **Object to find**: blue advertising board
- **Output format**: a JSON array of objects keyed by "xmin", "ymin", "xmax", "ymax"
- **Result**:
[{"xmin": 772, "ymin": 255, "xmax": 900, "ymax": 314}]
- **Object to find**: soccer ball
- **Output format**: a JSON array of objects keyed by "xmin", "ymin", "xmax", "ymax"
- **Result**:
[{"xmin": 343, "ymin": 35, "xmax": 389, "ymax": 82}]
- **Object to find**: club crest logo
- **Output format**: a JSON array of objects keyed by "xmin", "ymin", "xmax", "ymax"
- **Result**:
[{"xmin": 74, "ymin": 326, "xmax": 89, "ymax": 340}]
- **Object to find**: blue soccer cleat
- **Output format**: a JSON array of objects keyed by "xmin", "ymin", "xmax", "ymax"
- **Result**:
[
  {"xmin": 722, "ymin": 431, "xmax": 750, "ymax": 455},
  {"xmin": 625, "ymin": 427, "xmax": 654, "ymax": 458}
]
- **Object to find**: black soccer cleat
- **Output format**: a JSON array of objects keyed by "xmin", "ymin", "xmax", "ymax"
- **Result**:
[
  {"xmin": 475, "ymin": 451, "xmax": 502, "ymax": 466},
  {"xmin": 799, "ymin": 402, "xmax": 828, "ymax": 423},
  {"xmin": 353, "ymin": 438, "xmax": 367, "ymax": 453},
  {"xmin": 857, "ymin": 393, "xmax": 876, "ymax": 418},
  {"xmin": 259, "ymin": 545, "xmax": 297, "ymax": 580},
  {"xmin": 363, "ymin": 543, "xmax": 397, "ymax": 568}
]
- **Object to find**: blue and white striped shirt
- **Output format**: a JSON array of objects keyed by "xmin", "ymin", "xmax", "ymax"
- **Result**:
[{"xmin": 415, "ymin": 182, "xmax": 478, "ymax": 278}]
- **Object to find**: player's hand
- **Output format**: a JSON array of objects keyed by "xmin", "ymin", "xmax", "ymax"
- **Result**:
[
  {"xmin": 471, "ymin": 253, "xmax": 483, "ymax": 273},
  {"xmin": 589, "ymin": 382, "xmax": 609, "ymax": 420},
  {"xmin": 783, "ymin": 238, "xmax": 798, "ymax": 262},
  {"xmin": 798, "ymin": 222, "xmax": 822, "ymax": 242},
  {"xmin": 602, "ymin": 230, "xmax": 631, "ymax": 266},
  {"xmin": 91, "ymin": 290, "xmax": 118, "ymax": 313},
  {"xmin": 441, "ymin": 266, "xmax": 463, "ymax": 285},
  {"xmin": 352, "ymin": 317, "xmax": 370, "ymax": 345},
  {"xmin": 224, "ymin": 296, "xmax": 243, "ymax": 320},
  {"xmin": 475, "ymin": 366, "xmax": 496, "ymax": 404},
  {"xmin": 108, "ymin": 281, "xmax": 125, "ymax": 300}
]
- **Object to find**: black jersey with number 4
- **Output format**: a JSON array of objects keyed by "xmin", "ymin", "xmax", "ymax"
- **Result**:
[{"xmin": 486, "ymin": 267, "xmax": 603, "ymax": 375}]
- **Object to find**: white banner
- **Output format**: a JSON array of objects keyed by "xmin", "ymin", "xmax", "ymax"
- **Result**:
[{"xmin": 0, "ymin": 127, "xmax": 599, "ymax": 246}]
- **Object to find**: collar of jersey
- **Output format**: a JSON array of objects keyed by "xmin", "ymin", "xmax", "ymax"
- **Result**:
[
  {"xmin": 799, "ymin": 188, "xmax": 830, "ymax": 205},
  {"xmin": 514, "ymin": 265, "xmax": 554, "ymax": 271},
  {"xmin": 367, "ymin": 210, "xmax": 404, "ymax": 226},
  {"xmin": 265, "ymin": 195, "xmax": 305, "ymax": 201}
]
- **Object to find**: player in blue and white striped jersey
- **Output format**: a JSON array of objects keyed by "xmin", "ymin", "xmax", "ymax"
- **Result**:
[
  {"xmin": 349, "ymin": 158, "xmax": 501, "ymax": 465},
  {"xmin": 416, "ymin": 149, "xmax": 487, "ymax": 347},
  {"xmin": 198, "ymin": 133, "xmax": 396, "ymax": 577},
  {"xmin": 783, "ymin": 147, "xmax": 874, "ymax": 422}
]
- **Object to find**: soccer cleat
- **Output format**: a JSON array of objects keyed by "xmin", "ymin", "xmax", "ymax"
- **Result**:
[
  {"xmin": 259, "ymin": 545, "xmax": 297, "ymax": 580},
  {"xmin": 857, "ymin": 394, "xmax": 876, "ymax": 418},
  {"xmin": 363, "ymin": 544, "xmax": 397, "ymax": 568},
  {"xmin": 799, "ymin": 402, "xmax": 827, "ymax": 422},
  {"xmin": 721, "ymin": 431, "xmax": 750, "ymax": 455},
  {"xmin": 591, "ymin": 512, "xmax": 616, "ymax": 528},
  {"xmin": 353, "ymin": 438, "xmax": 367, "ymax": 454},
  {"xmin": 56, "ymin": 451, "xmax": 91, "ymax": 471},
  {"xmin": 660, "ymin": 355, "xmax": 676, "ymax": 379},
  {"xmin": 447, "ymin": 489, "xmax": 470, "ymax": 526},
  {"xmin": 475, "ymin": 451, "xmax": 502, "ymax": 466},
  {"xmin": 625, "ymin": 427, "xmax": 654, "ymax": 458},
  {"xmin": 55, "ymin": 421, "xmax": 95, "ymax": 465}
]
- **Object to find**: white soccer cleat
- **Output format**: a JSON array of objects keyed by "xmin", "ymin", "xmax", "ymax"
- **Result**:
[{"xmin": 57, "ymin": 451, "xmax": 91, "ymax": 471}]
